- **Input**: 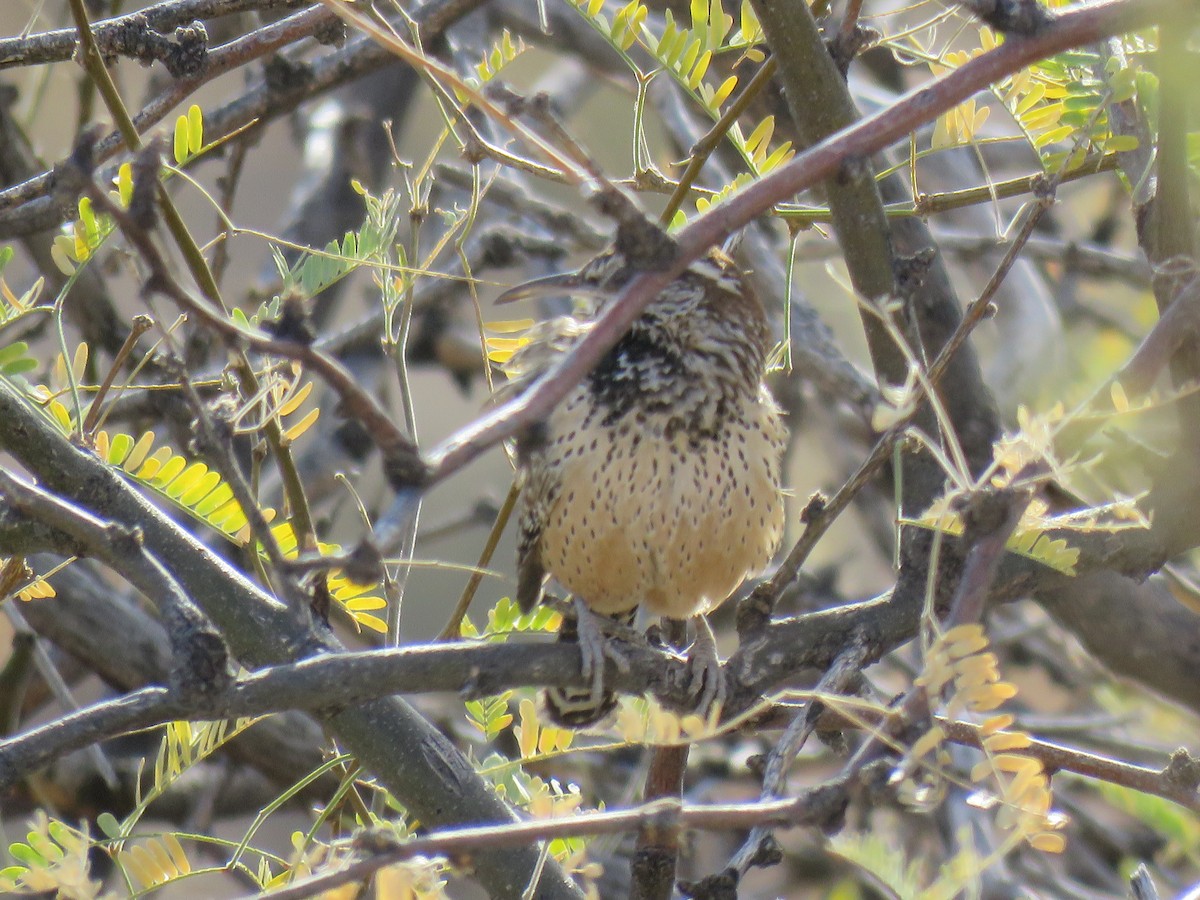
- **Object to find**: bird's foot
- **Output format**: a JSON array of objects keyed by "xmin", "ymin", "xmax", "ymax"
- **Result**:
[
  {"xmin": 686, "ymin": 617, "xmax": 726, "ymax": 719},
  {"xmin": 574, "ymin": 598, "xmax": 632, "ymax": 708}
]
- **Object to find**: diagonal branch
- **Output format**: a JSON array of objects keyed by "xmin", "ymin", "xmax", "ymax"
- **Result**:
[{"xmin": 420, "ymin": 0, "xmax": 1178, "ymax": 488}]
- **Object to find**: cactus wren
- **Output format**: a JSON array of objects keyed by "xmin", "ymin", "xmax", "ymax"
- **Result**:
[{"xmin": 499, "ymin": 246, "xmax": 786, "ymax": 726}]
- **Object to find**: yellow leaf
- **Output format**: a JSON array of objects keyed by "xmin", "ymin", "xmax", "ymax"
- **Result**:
[
  {"xmin": 745, "ymin": 116, "xmax": 775, "ymax": 158},
  {"xmin": 678, "ymin": 36, "xmax": 701, "ymax": 75},
  {"xmin": 981, "ymin": 713, "xmax": 1015, "ymax": 735},
  {"xmin": 276, "ymin": 380, "xmax": 313, "ymax": 417},
  {"xmin": 180, "ymin": 470, "xmax": 222, "ymax": 506},
  {"xmin": 982, "ymin": 730, "xmax": 1032, "ymax": 753},
  {"xmin": 711, "ymin": 75, "xmax": 737, "ymax": 109},
  {"xmin": 353, "ymin": 612, "xmax": 388, "ymax": 633},
  {"xmin": 1034, "ymin": 124, "xmax": 1074, "ymax": 148},
  {"xmin": 123, "ymin": 430, "xmax": 157, "ymax": 473},
  {"xmin": 517, "ymin": 698, "xmax": 539, "ymax": 759},
  {"xmin": 907, "ymin": 725, "xmax": 946, "ymax": 763},
  {"xmin": 164, "ymin": 462, "xmax": 208, "ymax": 499},
  {"xmin": 1105, "ymin": 134, "xmax": 1139, "ymax": 152},
  {"xmin": 194, "ymin": 482, "xmax": 234, "ymax": 516},
  {"xmin": 151, "ymin": 454, "xmax": 187, "ymax": 487},
  {"xmin": 942, "ymin": 623, "xmax": 988, "ymax": 658},
  {"xmin": 282, "ymin": 407, "xmax": 319, "ymax": 442},
  {"xmin": 991, "ymin": 753, "xmax": 1042, "ymax": 776},
  {"xmin": 118, "ymin": 162, "xmax": 134, "ymax": 207},
  {"xmin": 173, "ymin": 114, "xmax": 189, "ymax": 164},
  {"xmin": 51, "ymin": 235, "xmax": 77, "ymax": 275},
  {"xmin": 71, "ymin": 343, "xmax": 88, "ymax": 383},
  {"xmin": 687, "ymin": 49, "xmax": 712, "ymax": 89},
  {"xmin": 162, "ymin": 833, "xmax": 191, "ymax": 876},
  {"xmin": 343, "ymin": 596, "xmax": 387, "ymax": 611},
  {"xmin": 48, "ymin": 399, "xmax": 73, "ymax": 432},
  {"xmin": 226, "ymin": 514, "xmax": 251, "ymax": 541},
  {"xmin": 272, "ymin": 521, "xmax": 298, "ymax": 554},
  {"xmin": 1029, "ymin": 832, "xmax": 1066, "ymax": 853},
  {"xmin": 1110, "ymin": 381, "xmax": 1129, "ymax": 413},
  {"xmin": 135, "ymin": 446, "xmax": 173, "ymax": 480},
  {"xmin": 207, "ymin": 498, "xmax": 244, "ymax": 529}
]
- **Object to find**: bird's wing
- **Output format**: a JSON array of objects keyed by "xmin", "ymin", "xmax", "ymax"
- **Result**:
[{"xmin": 492, "ymin": 315, "xmax": 592, "ymax": 612}]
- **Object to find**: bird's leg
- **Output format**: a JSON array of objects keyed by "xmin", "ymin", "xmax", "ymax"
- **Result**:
[
  {"xmin": 573, "ymin": 597, "xmax": 632, "ymax": 707},
  {"xmin": 687, "ymin": 616, "xmax": 726, "ymax": 716}
]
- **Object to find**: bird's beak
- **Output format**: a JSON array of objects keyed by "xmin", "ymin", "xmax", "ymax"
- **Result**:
[{"xmin": 495, "ymin": 272, "xmax": 587, "ymax": 305}]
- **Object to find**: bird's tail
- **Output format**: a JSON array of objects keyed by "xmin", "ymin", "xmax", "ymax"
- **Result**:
[{"xmin": 543, "ymin": 607, "xmax": 637, "ymax": 728}]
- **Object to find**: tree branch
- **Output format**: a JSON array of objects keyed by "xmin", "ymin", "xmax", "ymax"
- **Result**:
[{"xmin": 0, "ymin": 0, "xmax": 307, "ymax": 69}]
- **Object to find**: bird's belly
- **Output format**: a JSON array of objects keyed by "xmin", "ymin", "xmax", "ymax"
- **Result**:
[{"xmin": 540, "ymin": 416, "xmax": 783, "ymax": 619}]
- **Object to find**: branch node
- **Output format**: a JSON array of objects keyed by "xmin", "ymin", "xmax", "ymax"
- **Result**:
[
  {"xmin": 800, "ymin": 491, "xmax": 828, "ymax": 524},
  {"xmin": 105, "ymin": 14, "xmax": 209, "ymax": 78},
  {"xmin": 104, "ymin": 522, "xmax": 144, "ymax": 554},
  {"xmin": 893, "ymin": 247, "xmax": 937, "ymax": 295},
  {"xmin": 263, "ymin": 291, "xmax": 316, "ymax": 345},
  {"xmin": 170, "ymin": 626, "xmax": 232, "ymax": 703},
  {"xmin": 1163, "ymin": 747, "xmax": 1200, "ymax": 791},
  {"xmin": 381, "ymin": 448, "xmax": 432, "ymax": 492},
  {"xmin": 345, "ymin": 537, "xmax": 385, "ymax": 586},
  {"xmin": 826, "ymin": 25, "xmax": 879, "ymax": 77},
  {"xmin": 53, "ymin": 124, "xmax": 104, "ymax": 200},
  {"xmin": 589, "ymin": 186, "xmax": 677, "ymax": 274},
  {"xmin": 263, "ymin": 55, "xmax": 314, "ymax": 96},
  {"xmin": 313, "ymin": 17, "xmax": 348, "ymax": 47},
  {"xmin": 734, "ymin": 583, "xmax": 774, "ymax": 639}
]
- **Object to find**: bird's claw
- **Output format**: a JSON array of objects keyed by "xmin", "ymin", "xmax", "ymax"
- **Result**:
[
  {"xmin": 574, "ymin": 600, "xmax": 631, "ymax": 707},
  {"xmin": 687, "ymin": 617, "xmax": 726, "ymax": 718}
]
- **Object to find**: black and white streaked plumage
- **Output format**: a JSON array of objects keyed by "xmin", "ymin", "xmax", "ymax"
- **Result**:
[{"xmin": 499, "ymin": 247, "xmax": 786, "ymax": 726}]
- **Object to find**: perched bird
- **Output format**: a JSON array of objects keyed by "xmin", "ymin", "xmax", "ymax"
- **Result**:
[{"xmin": 498, "ymin": 245, "xmax": 786, "ymax": 726}]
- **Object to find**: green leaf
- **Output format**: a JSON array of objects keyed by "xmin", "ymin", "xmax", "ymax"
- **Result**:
[
  {"xmin": 1104, "ymin": 134, "xmax": 1140, "ymax": 152},
  {"xmin": 96, "ymin": 813, "xmax": 122, "ymax": 840},
  {"xmin": 0, "ymin": 341, "xmax": 29, "ymax": 366},
  {"xmin": 1056, "ymin": 50, "xmax": 1101, "ymax": 67},
  {"xmin": 8, "ymin": 843, "xmax": 43, "ymax": 866}
]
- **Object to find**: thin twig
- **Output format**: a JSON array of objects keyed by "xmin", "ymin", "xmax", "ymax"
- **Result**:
[
  {"xmin": 240, "ymin": 790, "xmax": 846, "ymax": 900},
  {"xmin": 437, "ymin": 480, "xmax": 520, "ymax": 640},
  {"xmin": 728, "ymin": 638, "xmax": 868, "ymax": 878},
  {"xmin": 659, "ymin": 57, "xmax": 779, "ymax": 225},
  {"xmin": 78, "ymin": 314, "xmax": 153, "ymax": 436}
]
